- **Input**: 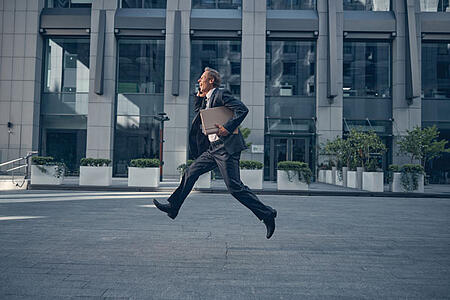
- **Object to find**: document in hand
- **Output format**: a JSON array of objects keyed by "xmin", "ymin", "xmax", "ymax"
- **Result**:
[{"xmin": 199, "ymin": 106, "xmax": 235, "ymax": 135}]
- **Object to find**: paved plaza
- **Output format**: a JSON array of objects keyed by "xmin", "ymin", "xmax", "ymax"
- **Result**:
[{"xmin": 0, "ymin": 190, "xmax": 449, "ymax": 299}]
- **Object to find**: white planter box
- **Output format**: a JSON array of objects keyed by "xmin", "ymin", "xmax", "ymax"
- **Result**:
[
  {"xmin": 342, "ymin": 167, "xmax": 348, "ymax": 187},
  {"xmin": 79, "ymin": 166, "xmax": 112, "ymax": 186},
  {"xmin": 277, "ymin": 170, "xmax": 309, "ymax": 190},
  {"xmin": 325, "ymin": 170, "xmax": 333, "ymax": 184},
  {"xmin": 194, "ymin": 171, "xmax": 211, "ymax": 189},
  {"xmin": 240, "ymin": 169, "xmax": 263, "ymax": 190},
  {"xmin": 392, "ymin": 173, "xmax": 424, "ymax": 193},
  {"xmin": 128, "ymin": 167, "xmax": 159, "ymax": 187},
  {"xmin": 318, "ymin": 170, "xmax": 326, "ymax": 182},
  {"xmin": 335, "ymin": 169, "xmax": 344, "ymax": 186},
  {"xmin": 31, "ymin": 165, "xmax": 64, "ymax": 185},
  {"xmin": 362, "ymin": 172, "xmax": 384, "ymax": 192},
  {"xmin": 331, "ymin": 167, "xmax": 337, "ymax": 185},
  {"xmin": 347, "ymin": 168, "xmax": 364, "ymax": 189}
]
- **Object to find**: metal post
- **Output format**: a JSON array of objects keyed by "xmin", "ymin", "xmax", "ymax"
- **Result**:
[{"xmin": 154, "ymin": 112, "xmax": 170, "ymax": 182}]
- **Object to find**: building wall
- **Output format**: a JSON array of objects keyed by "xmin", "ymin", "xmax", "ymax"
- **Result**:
[{"xmin": 1, "ymin": 0, "xmax": 449, "ymax": 179}]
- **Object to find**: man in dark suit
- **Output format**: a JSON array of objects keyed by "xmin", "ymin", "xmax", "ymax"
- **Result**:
[{"xmin": 153, "ymin": 67, "xmax": 277, "ymax": 239}]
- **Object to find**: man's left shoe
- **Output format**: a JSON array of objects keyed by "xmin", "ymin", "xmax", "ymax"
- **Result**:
[
  {"xmin": 263, "ymin": 209, "xmax": 277, "ymax": 239},
  {"xmin": 153, "ymin": 199, "xmax": 178, "ymax": 220}
]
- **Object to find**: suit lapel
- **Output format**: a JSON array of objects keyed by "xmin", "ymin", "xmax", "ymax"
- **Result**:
[{"xmin": 209, "ymin": 88, "xmax": 219, "ymax": 108}]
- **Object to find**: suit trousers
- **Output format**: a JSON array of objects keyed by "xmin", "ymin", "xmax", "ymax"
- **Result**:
[{"xmin": 167, "ymin": 142, "xmax": 275, "ymax": 221}]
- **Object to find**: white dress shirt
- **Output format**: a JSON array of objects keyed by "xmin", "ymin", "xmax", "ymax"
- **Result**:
[{"xmin": 205, "ymin": 88, "xmax": 220, "ymax": 142}]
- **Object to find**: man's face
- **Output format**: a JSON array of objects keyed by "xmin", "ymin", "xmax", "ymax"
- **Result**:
[{"xmin": 198, "ymin": 71, "xmax": 214, "ymax": 93}]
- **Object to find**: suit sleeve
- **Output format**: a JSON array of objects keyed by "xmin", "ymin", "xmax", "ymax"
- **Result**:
[
  {"xmin": 193, "ymin": 94, "xmax": 204, "ymax": 113},
  {"xmin": 221, "ymin": 90, "xmax": 249, "ymax": 134}
]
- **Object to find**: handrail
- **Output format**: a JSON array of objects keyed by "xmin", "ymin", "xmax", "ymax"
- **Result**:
[
  {"xmin": 0, "ymin": 151, "xmax": 38, "ymax": 188},
  {"xmin": 0, "ymin": 151, "xmax": 37, "ymax": 169}
]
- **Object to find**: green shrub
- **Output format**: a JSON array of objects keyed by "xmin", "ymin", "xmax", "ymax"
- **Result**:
[
  {"xmin": 388, "ymin": 164, "xmax": 400, "ymax": 172},
  {"xmin": 80, "ymin": 158, "xmax": 111, "ymax": 167},
  {"xmin": 400, "ymin": 164, "xmax": 425, "ymax": 192},
  {"xmin": 177, "ymin": 160, "xmax": 194, "ymax": 174},
  {"xmin": 277, "ymin": 161, "xmax": 312, "ymax": 184},
  {"xmin": 239, "ymin": 160, "xmax": 263, "ymax": 170},
  {"xmin": 32, "ymin": 156, "xmax": 55, "ymax": 165},
  {"xmin": 130, "ymin": 158, "xmax": 160, "ymax": 168}
]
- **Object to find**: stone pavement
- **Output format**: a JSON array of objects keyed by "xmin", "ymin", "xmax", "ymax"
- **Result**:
[{"xmin": 0, "ymin": 190, "xmax": 449, "ymax": 299}]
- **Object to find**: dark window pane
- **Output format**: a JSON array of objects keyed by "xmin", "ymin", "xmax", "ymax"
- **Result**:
[
  {"xmin": 420, "ymin": 0, "xmax": 450, "ymax": 11},
  {"xmin": 143, "ymin": 0, "xmax": 166, "ymax": 8},
  {"xmin": 117, "ymin": 39, "xmax": 165, "ymax": 94},
  {"xmin": 47, "ymin": 0, "xmax": 92, "ymax": 8},
  {"xmin": 267, "ymin": 0, "xmax": 315, "ymax": 10},
  {"xmin": 343, "ymin": 41, "xmax": 391, "ymax": 98},
  {"xmin": 192, "ymin": 0, "xmax": 242, "ymax": 9},
  {"xmin": 343, "ymin": 0, "xmax": 389, "ymax": 11},
  {"xmin": 422, "ymin": 43, "xmax": 450, "ymax": 99}
]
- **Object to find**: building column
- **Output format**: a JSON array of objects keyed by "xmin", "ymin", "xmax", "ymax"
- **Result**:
[
  {"xmin": 86, "ymin": 0, "xmax": 118, "ymax": 159},
  {"xmin": 316, "ymin": 0, "xmax": 343, "ymax": 164},
  {"xmin": 391, "ymin": 0, "xmax": 422, "ymax": 165},
  {"xmin": 162, "ymin": 0, "xmax": 192, "ymax": 178},
  {"xmin": 240, "ymin": 0, "xmax": 266, "ymax": 162},
  {"xmin": 0, "ymin": 0, "xmax": 44, "ymax": 163}
]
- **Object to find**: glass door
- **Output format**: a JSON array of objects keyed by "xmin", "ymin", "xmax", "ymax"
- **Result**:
[{"xmin": 269, "ymin": 137, "xmax": 310, "ymax": 181}]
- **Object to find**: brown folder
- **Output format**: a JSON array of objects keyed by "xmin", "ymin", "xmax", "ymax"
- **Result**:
[{"xmin": 199, "ymin": 106, "xmax": 238, "ymax": 135}]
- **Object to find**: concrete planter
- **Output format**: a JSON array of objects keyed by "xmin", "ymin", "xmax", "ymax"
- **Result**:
[
  {"xmin": 277, "ymin": 170, "xmax": 309, "ymax": 190},
  {"xmin": 362, "ymin": 172, "xmax": 384, "ymax": 192},
  {"xmin": 331, "ymin": 167, "xmax": 337, "ymax": 185},
  {"xmin": 318, "ymin": 170, "xmax": 326, "ymax": 183},
  {"xmin": 335, "ymin": 169, "xmax": 344, "ymax": 186},
  {"xmin": 79, "ymin": 166, "xmax": 112, "ymax": 186},
  {"xmin": 128, "ymin": 167, "xmax": 159, "ymax": 187},
  {"xmin": 325, "ymin": 170, "xmax": 333, "ymax": 184},
  {"xmin": 342, "ymin": 167, "xmax": 348, "ymax": 187},
  {"xmin": 31, "ymin": 165, "xmax": 64, "ymax": 185},
  {"xmin": 194, "ymin": 171, "xmax": 211, "ymax": 189},
  {"xmin": 348, "ymin": 167, "xmax": 364, "ymax": 189},
  {"xmin": 240, "ymin": 169, "xmax": 263, "ymax": 190},
  {"xmin": 391, "ymin": 173, "xmax": 424, "ymax": 193}
]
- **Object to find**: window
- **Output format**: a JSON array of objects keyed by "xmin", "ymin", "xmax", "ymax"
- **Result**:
[
  {"xmin": 114, "ymin": 39, "xmax": 165, "ymax": 176},
  {"xmin": 420, "ymin": 0, "xmax": 449, "ymax": 12},
  {"xmin": 267, "ymin": 0, "xmax": 315, "ymax": 10},
  {"xmin": 192, "ymin": 0, "xmax": 242, "ymax": 9},
  {"xmin": 266, "ymin": 40, "xmax": 316, "ymax": 97},
  {"xmin": 41, "ymin": 38, "xmax": 90, "ymax": 174},
  {"xmin": 343, "ymin": 41, "xmax": 391, "ymax": 98},
  {"xmin": 122, "ymin": 0, "xmax": 166, "ymax": 8},
  {"xmin": 46, "ymin": 0, "xmax": 92, "ymax": 8},
  {"xmin": 422, "ymin": 42, "xmax": 450, "ymax": 99},
  {"xmin": 343, "ymin": 0, "xmax": 390, "ymax": 11}
]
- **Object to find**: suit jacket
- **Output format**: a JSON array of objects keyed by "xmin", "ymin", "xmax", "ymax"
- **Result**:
[{"xmin": 189, "ymin": 89, "xmax": 248, "ymax": 158}]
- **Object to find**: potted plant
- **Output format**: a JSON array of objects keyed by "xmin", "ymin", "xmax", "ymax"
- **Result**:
[
  {"xmin": 239, "ymin": 160, "xmax": 263, "ymax": 190},
  {"xmin": 362, "ymin": 158, "xmax": 384, "ymax": 192},
  {"xmin": 30, "ymin": 156, "xmax": 65, "ymax": 185},
  {"xmin": 177, "ymin": 160, "xmax": 211, "ymax": 189},
  {"xmin": 79, "ymin": 158, "xmax": 112, "ymax": 186},
  {"xmin": 324, "ymin": 136, "xmax": 352, "ymax": 187},
  {"xmin": 317, "ymin": 163, "xmax": 327, "ymax": 183},
  {"xmin": 277, "ymin": 161, "xmax": 312, "ymax": 190},
  {"xmin": 128, "ymin": 158, "xmax": 160, "ymax": 188},
  {"xmin": 391, "ymin": 164, "xmax": 425, "ymax": 193},
  {"xmin": 387, "ymin": 164, "xmax": 400, "ymax": 192}
]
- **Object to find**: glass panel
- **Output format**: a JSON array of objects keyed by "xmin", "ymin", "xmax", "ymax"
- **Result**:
[
  {"xmin": 44, "ymin": 38, "xmax": 90, "ymax": 94},
  {"xmin": 274, "ymin": 138, "xmax": 288, "ymax": 165},
  {"xmin": 266, "ymin": 118, "xmax": 313, "ymax": 134},
  {"xmin": 122, "ymin": 0, "xmax": 166, "ymax": 8},
  {"xmin": 422, "ymin": 42, "xmax": 450, "ymax": 100},
  {"xmin": 420, "ymin": 0, "xmax": 450, "ymax": 12},
  {"xmin": 343, "ymin": 0, "xmax": 390, "ymax": 11},
  {"xmin": 113, "ymin": 116, "xmax": 160, "ymax": 176},
  {"xmin": 47, "ymin": 0, "xmax": 92, "ymax": 8},
  {"xmin": 192, "ymin": 0, "xmax": 242, "ymax": 9},
  {"xmin": 343, "ymin": 41, "xmax": 391, "ymax": 98},
  {"xmin": 267, "ymin": 0, "xmax": 315, "ymax": 10},
  {"xmin": 117, "ymin": 39, "xmax": 165, "ymax": 94},
  {"xmin": 343, "ymin": 119, "xmax": 392, "ymax": 134},
  {"xmin": 292, "ymin": 138, "xmax": 306, "ymax": 162}
]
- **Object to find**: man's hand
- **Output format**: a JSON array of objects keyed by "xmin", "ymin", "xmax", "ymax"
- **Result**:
[
  {"xmin": 215, "ymin": 124, "xmax": 230, "ymax": 136},
  {"xmin": 197, "ymin": 89, "xmax": 206, "ymax": 98}
]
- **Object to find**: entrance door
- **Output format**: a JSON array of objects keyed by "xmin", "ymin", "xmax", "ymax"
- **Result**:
[
  {"xmin": 269, "ymin": 137, "xmax": 309, "ymax": 181},
  {"xmin": 46, "ymin": 130, "xmax": 85, "ymax": 175}
]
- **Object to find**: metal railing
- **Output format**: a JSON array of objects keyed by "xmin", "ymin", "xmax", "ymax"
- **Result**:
[{"xmin": 0, "ymin": 151, "xmax": 38, "ymax": 188}]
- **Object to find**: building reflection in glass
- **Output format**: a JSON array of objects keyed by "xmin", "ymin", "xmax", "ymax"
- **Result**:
[
  {"xmin": 420, "ymin": 0, "xmax": 449, "ymax": 12},
  {"xmin": 192, "ymin": 0, "xmax": 241, "ymax": 9},
  {"xmin": 422, "ymin": 42, "xmax": 450, "ymax": 99},
  {"xmin": 267, "ymin": 0, "xmax": 315, "ymax": 10},
  {"xmin": 343, "ymin": 0, "xmax": 390, "ymax": 11},
  {"xmin": 121, "ymin": 0, "xmax": 167, "ymax": 8}
]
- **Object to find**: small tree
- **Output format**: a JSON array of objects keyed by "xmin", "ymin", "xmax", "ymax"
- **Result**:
[
  {"xmin": 324, "ymin": 136, "xmax": 352, "ymax": 168},
  {"xmin": 347, "ymin": 129, "xmax": 387, "ymax": 170},
  {"xmin": 397, "ymin": 125, "xmax": 450, "ymax": 168}
]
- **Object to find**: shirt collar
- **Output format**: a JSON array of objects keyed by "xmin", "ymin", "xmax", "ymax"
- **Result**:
[{"xmin": 206, "ymin": 88, "xmax": 216, "ymax": 100}]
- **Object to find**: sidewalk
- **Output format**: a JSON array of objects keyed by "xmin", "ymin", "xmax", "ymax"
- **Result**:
[{"xmin": 28, "ymin": 176, "xmax": 450, "ymax": 198}]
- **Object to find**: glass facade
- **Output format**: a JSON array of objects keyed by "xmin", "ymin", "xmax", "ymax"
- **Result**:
[
  {"xmin": 343, "ymin": 41, "xmax": 391, "ymax": 98},
  {"xmin": 420, "ymin": 0, "xmax": 450, "ymax": 12},
  {"xmin": 422, "ymin": 42, "xmax": 450, "ymax": 100},
  {"xmin": 122, "ymin": 0, "xmax": 166, "ymax": 8},
  {"xmin": 114, "ymin": 39, "xmax": 165, "ymax": 176},
  {"xmin": 267, "ymin": 0, "xmax": 315, "ymax": 10},
  {"xmin": 192, "ymin": 0, "xmax": 242, "ymax": 9},
  {"xmin": 343, "ymin": 0, "xmax": 390, "ymax": 11},
  {"xmin": 46, "ymin": 0, "xmax": 92, "ymax": 8},
  {"xmin": 41, "ymin": 38, "xmax": 90, "ymax": 174}
]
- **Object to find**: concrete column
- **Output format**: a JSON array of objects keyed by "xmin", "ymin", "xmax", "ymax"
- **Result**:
[
  {"xmin": 162, "ymin": 0, "xmax": 192, "ymax": 178},
  {"xmin": 240, "ymin": 0, "xmax": 266, "ymax": 163},
  {"xmin": 316, "ymin": 0, "xmax": 343, "ymax": 164},
  {"xmin": 391, "ymin": 0, "xmax": 421, "ymax": 165},
  {"xmin": 86, "ymin": 0, "xmax": 118, "ymax": 159},
  {"xmin": 0, "ymin": 0, "xmax": 44, "ymax": 163}
]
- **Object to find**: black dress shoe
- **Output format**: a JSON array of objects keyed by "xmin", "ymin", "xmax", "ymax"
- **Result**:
[
  {"xmin": 263, "ymin": 209, "xmax": 277, "ymax": 239},
  {"xmin": 153, "ymin": 199, "xmax": 178, "ymax": 220}
]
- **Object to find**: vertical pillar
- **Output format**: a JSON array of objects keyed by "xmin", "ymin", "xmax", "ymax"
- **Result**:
[
  {"xmin": 241, "ymin": 0, "xmax": 266, "ymax": 162},
  {"xmin": 162, "ymin": 0, "xmax": 192, "ymax": 178},
  {"xmin": 86, "ymin": 0, "xmax": 118, "ymax": 159}
]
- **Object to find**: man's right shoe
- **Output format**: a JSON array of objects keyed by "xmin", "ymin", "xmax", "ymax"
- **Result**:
[
  {"xmin": 263, "ymin": 209, "xmax": 277, "ymax": 239},
  {"xmin": 153, "ymin": 199, "xmax": 178, "ymax": 220}
]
